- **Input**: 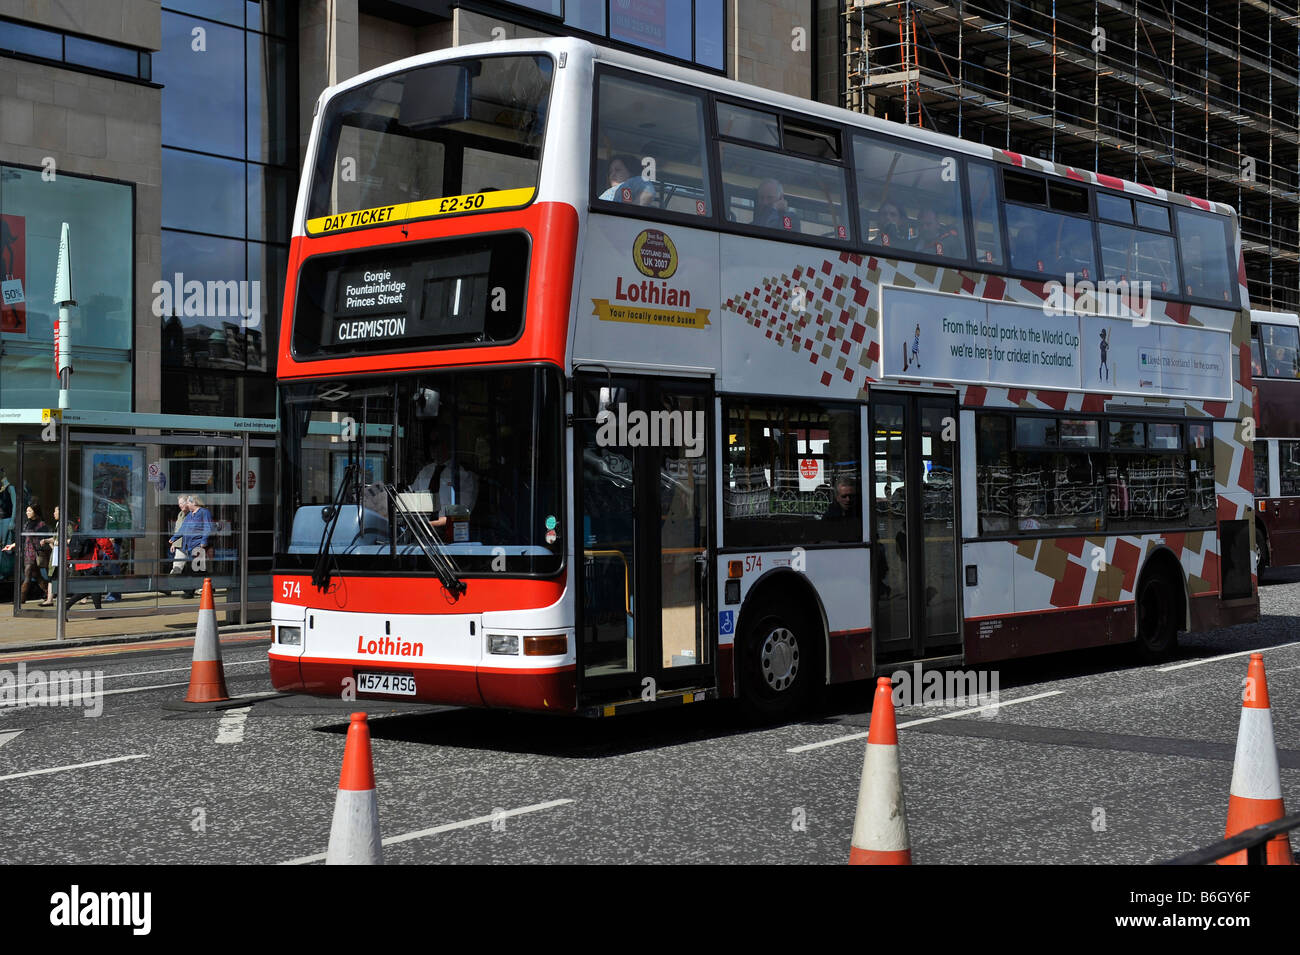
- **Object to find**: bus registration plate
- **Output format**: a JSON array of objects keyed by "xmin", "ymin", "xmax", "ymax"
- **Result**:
[{"xmin": 357, "ymin": 673, "xmax": 416, "ymax": 696}]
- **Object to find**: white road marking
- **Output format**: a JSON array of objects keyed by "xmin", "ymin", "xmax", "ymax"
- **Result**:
[
  {"xmin": 1, "ymin": 660, "xmax": 264, "ymax": 685},
  {"xmin": 1157, "ymin": 641, "xmax": 1300, "ymax": 672},
  {"xmin": 0, "ymin": 682, "xmax": 187, "ymax": 708},
  {"xmin": 0, "ymin": 683, "xmax": 279, "ymax": 709},
  {"xmin": 280, "ymin": 798, "xmax": 576, "ymax": 865},
  {"xmin": 99, "ymin": 661, "xmax": 265, "ymax": 682},
  {"xmin": 0, "ymin": 754, "xmax": 147, "ymax": 782},
  {"xmin": 0, "ymin": 730, "xmax": 21, "ymax": 749},
  {"xmin": 215, "ymin": 707, "xmax": 252, "ymax": 744},
  {"xmin": 786, "ymin": 690, "xmax": 1065, "ymax": 753}
]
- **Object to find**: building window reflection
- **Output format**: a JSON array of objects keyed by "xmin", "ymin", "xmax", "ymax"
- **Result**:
[{"xmin": 157, "ymin": 1, "xmax": 293, "ymax": 418}]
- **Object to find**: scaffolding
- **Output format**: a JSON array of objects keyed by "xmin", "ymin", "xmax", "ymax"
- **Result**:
[{"xmin": 844, "ymin": 0, "xmax": 1300, "ymax": 311}]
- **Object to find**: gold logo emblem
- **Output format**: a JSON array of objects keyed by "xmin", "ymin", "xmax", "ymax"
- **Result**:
[{"xmin": 632, "ymin": 229, "xmax": 677, "ymax": 279}]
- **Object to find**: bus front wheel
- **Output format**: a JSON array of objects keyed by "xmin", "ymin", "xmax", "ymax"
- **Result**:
[
  {"xmin": 1255, "ymin": 530, "xmax": 1270, "ymax": 580},
  {"xmin": 1134, "ymin": 572, "xmax": 1179, "ymax": 663},
  {"xmin": 739, "ymin": 608, "xmax": 816, "ymax": 721}
]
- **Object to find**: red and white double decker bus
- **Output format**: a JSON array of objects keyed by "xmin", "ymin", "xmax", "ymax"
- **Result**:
[
  {"xmin": 1248, "ymin": 309, "xmax": 1300, "ymax": 576},
  {"xmin": 270, "ymin": 38, "xmax": 1258, "ymax": 718}
]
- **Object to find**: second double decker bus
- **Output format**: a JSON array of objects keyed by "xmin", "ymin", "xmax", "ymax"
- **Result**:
[
  {"xmin": 270, "ymin": 38, "xmax": 1258, "ymax": 718},
  {"xmin": 1249, "ymin": 310, "xmax": 1300, "ymax": 576}
]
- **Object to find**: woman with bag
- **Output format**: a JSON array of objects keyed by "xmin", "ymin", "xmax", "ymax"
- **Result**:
[
  {"xmin": 39, "ymin": 506, "xmax": 77, "ymax": 608},
  {"xmin": 1, "ymin": 503, "xmax": 49, "ymax": 603}
]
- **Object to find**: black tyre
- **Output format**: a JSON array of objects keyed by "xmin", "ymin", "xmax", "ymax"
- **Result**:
[
  {"xmin": 1255, "ymin": 531, "xmax": 1270, "ymax": 581},
  {"xmin": 1134, "ymin": 572, "xmax": 1179, "ymax": 662},
  {"xmin": 738, "ymin": 608, "xmax": 818, "ymax": 721}
]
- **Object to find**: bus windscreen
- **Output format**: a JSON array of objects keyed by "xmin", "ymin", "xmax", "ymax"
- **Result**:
[{"xmin": 306, "ymin": 54, "xmax": 553, "ymax": 234}]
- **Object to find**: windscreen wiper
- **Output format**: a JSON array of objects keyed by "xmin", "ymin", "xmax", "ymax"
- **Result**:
[
  {"xmin": 312, "ymin": 462, "xmax": 355, "ymax": 591},
  {"xmin": 382, "ymin": 482, "xmax": 467, "ymax": 598}
]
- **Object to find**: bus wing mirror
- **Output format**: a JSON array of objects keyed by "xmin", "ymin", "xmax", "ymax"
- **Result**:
[{"xmin": 598, "ymin": 387, "xmax": 628, "ymax": 415}]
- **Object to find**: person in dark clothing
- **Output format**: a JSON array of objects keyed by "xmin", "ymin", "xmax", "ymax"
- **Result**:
[
  {"xmin": 2, "ymin": 504, "xmax": 49, "ymax": 603},
  {"xmin": 822, "ymin": 476, "xmax": 859, "ymax": 521}
]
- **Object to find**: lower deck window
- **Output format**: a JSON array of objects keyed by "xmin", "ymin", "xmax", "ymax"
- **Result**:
[
  {"xmin": 977, "ymin": 413, "xmax": 1217, "ymax": 535},
  {"xmin": 723, "ymin": 398, "xmax": 860, "ymax": 546}
]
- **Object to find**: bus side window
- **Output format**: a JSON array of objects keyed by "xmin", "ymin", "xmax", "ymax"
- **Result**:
[
  {"xmin": 968, "ymin": 163, "xmax": 1005, "ymax": 266},
  {"xmin": 1263, "ymin": 324, "xmax": 1300, "ymax": 379},
  {"xmin": 854, "ymin": 135, "xmax": 967, "ymax": 259},
  {"xmin": 594, "ymin": 73, "xmax": 713, "ymax": 218}
]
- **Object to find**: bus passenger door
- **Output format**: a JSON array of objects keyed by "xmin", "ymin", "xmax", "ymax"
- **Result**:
[
  {"xmin": 575, "ymin": 376, "xmax": 714, "ymax": 704},
  {"xmin": 870, "ymin": 392, "xmax": 962, "ymax": 663}
]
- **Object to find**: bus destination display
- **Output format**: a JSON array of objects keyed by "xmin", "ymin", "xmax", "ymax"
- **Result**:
[
  {"xmin": 292, "ymin": 233, "xmax": 529, "ymax": 359},
  {"xmin": 335, "ymin": 269, "xmax": 411, "ymax": 343}
]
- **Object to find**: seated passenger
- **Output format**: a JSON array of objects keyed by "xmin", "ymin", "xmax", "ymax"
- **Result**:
[
  {"xmin": 876, "ymin": 201, "xmax": 906, "ymax": 248},
  {"xmin": 1054, "ymin": 237, "xmax": 1094, "ymax": 278},
  {"xmin": 822, "ymin": 477, "xmax": 859, "ymax": 521},
  {"xmin": 753, "ymin": 178, "xmax": 799, "ymax": 231},
  {"xmin": 599, "ymin": 155, "xmax": 656, "ymax": 206},
  {"xmin": 914, "ymin": 207, "xmax": 959, "ymax": 254}
]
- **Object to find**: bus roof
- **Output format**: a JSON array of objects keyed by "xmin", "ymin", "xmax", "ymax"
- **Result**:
[
  {"xmin": 1252, "ymin": 310, "xmax": 1300, "ymax": 327},
  {"xmin": 319, "ymin": 36, "xmax": 1239, "ymax": 222}
]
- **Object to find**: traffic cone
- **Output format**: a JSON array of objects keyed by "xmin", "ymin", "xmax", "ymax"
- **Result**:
[
  {"xmin": 184, "ymin": 579, "xmax": 229, "ymax": 703},
  {"xmin": 1220, "ymin": 653, "xmax": 1293, "ymax": 865},
  {"xmin": 326, "ymin": 713, "xmax": 383, "ymax": 865},
  {"xmin": 849, "ymin": 676, "xmax": 912, "ymax": 864}
]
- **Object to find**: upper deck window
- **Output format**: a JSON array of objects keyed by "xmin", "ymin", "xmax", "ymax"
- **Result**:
[
  {"xmin": 855, "ymin": 136, "xmax": 968, "ymax": 259},
  {"xmin": 716, "ymin": 102, "xmax": 779, "ymax": 147},
  {"xmin": 307, "ymin": 55, "xmax": 552, "ymax": 229},
  {"xmin": 1176, "ymin": 208, "xmax": 1236, "ymax": 304},
  {"xmin": 1002, "ymin": 170, "xmax": 1096, "ymax": 279},
  {"xmin": 1259, "ymin": 323, "xmax": 1300, "ymax": 379},
  {"xmin": 719, "ymin": 143, "xmax": 851, "ymax": 240},
  {"xmin": 594, "ymin": 73, "xmax": 712, "ymax": 218},
  {"xmin": 1097, "ymin": 224, "xmax": 1180, "ymax": 290},
  {"xmin": 968, "ymin": 163, "xmax": 1005, "ymax": 266}
]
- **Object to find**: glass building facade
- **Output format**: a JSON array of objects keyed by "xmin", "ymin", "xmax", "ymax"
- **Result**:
[{"xmin": 157, "ymin": 1, "xmax": 294, "ymax": 418}]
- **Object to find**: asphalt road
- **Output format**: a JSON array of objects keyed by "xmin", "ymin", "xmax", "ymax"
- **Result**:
[{"xmin": 0, "ymin": 571, "xmax": 1297, "ymax": 865}]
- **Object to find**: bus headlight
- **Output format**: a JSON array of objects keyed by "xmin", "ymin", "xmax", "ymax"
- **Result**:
[
  {"xmin": 487, "ymin": 634, "xmax": 519, "ymax": 655},
  {"xmin": 277, "ymin": 626, "xmax": 302, "ymax": 646}
]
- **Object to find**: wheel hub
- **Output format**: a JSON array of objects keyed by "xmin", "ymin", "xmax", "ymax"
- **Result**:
[{"xmin": 761, "ymin": 627, "xmax": 799, "ymax": 691}]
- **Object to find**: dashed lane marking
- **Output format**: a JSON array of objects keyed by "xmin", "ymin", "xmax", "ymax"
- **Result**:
[
  {"xmin": 279, "ymin": 799, "xmax": 577, "ymax": 865},
  {"xmin": 0, "ymin": 754, "xmax": 147, "ymax": 782},
  {"xmin": 215, "ymin": 707, "xmax": 252, "ymax": 744},
  {"xmin": 1157, "ymin": 641, "xmax": 1300, "ymax": 672}
]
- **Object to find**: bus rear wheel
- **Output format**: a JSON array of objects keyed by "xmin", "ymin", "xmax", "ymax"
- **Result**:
[
  {"xmin": 739, "ymin": 609, "xmax": 816, "ymax": 722},
  {"xmin": 1255, "ymin": 531, "xmax": 1270, "ymax": 580},
  {"xmin": 1134, "ymin": 573, "xmax": 1178, "ymax": 663}
]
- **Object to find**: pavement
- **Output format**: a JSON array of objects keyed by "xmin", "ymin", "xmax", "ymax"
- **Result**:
[{"xmin": 0, "ymin": 586, "xmax": 268, "ymax": 650}]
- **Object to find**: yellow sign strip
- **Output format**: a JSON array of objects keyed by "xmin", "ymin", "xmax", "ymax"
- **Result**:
[
  {"xmin": 592, "ymin": 299, "xmax": 711, "ymax": 330},
  {"xmin": 305, "ymin": 187, "xmax": 536, "ymax": 235}
]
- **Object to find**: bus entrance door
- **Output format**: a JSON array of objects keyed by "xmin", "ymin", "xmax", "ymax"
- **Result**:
[
  {"xmin": 575, "ymin": 376, "xmax": 715, "ymax": 707},
  {"xmin": 870, "ymin": 392, "xmax": 962, "ymax": 664}
]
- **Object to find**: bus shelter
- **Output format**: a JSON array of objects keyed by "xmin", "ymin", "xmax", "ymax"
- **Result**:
[{"xmin": 0, "ymin": 408, "xmax": 276, "ymax": 638}]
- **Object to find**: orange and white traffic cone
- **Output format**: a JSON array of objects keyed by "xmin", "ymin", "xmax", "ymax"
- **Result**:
[
  {"xmin": 184, "ymin": 579, "xmax": 230, "ymax": 704},
  {"xmin": 849, "ymin": 676, "xmax": 912, "ymax": 865},
  {"xmin": 326, "ymin": 712, "xmax": 383, "ymax": 865},
  {"xmin": 1220, "ymin": 653, "xmax": 1293, "ymax": 865}
]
